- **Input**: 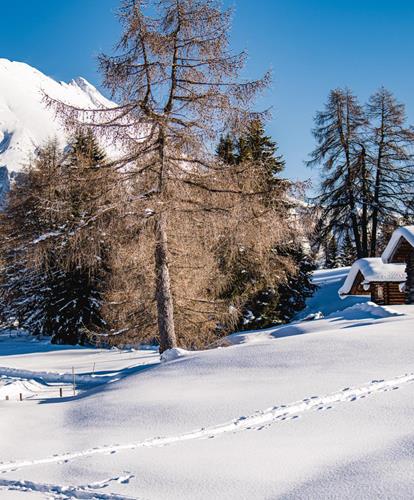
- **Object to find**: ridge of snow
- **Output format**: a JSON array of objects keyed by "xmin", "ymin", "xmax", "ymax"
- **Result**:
[{"xmin": 338, "ymin": 258, "xmax": 406, "ymax": 296}]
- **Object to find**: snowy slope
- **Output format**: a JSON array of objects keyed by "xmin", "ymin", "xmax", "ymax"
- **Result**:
[
  {"xmin": 1, "ymin": 272, "xmax": 414, "ymax": 498},
  {"xmin": 0, "ymin": 58, "xmax": 113, "ymax": 200},
  {"xmin": 297, "ymin": 266, "xmax": 370, "ymax": 319}
]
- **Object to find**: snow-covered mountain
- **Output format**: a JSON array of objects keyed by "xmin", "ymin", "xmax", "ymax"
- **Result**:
[{"xmin": 0, "ymin": 58, "xmax": 113, "ymax": 200}]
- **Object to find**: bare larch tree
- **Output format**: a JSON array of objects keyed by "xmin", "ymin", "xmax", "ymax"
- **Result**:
[
  {"xmin": 307, "ymin": 88, "xmax": 367, "ymax": 258},
  {"xmin": 46, "ymin": 0, "xmax": 276, "ymax": 352},
  {"xmin": 367, "ymin": 87, "xmax": 414, "ymax": 256}
]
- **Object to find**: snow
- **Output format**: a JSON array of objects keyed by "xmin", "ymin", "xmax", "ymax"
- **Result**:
[
  {"xmin": 0, "ymin": 58, "xmax": 114, "ymax": 198},
  {"xmin": 296, "ymin": 267, "xmax": 370, "ymax": 318},
  {"xmin": 338, "ymin": 257, "xmax": 406, "ymax": 296},
  {"xmin": 1, "ymin": 271, "xmax": 414, "ymax": 498},
  {"xmin": 160, "ymin": 347, "xmax": 191, "ymax": 362},
  {"xmin": 382, "ymin": 225, "xmax": 414, "ymax": 262}
]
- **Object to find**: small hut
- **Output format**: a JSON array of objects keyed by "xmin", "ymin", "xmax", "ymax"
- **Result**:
[
  {"xmin": 382, "ymin": 226, "xmax": 414, "ymax": 303},
  {"xmin": 338, "ymin": 258, "xmax": 406, "ymax": 305}
]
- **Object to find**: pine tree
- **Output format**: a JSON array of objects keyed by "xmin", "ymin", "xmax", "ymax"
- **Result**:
[{"xmin": 216, "ymin": 123, "xmax": 315, "ymax": 330}]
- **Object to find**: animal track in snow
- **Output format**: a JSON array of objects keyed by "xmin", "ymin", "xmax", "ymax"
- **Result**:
[
  {"xmin": 0, "ymin": 474, "xmax": 136, "ymax": 499},
  {"xmin": 0, "ymin": 372, "xmax": 413, "ymax": 474}
]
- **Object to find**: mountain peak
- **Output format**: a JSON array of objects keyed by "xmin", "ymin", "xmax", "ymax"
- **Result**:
[{"xmin": 0, "ymin": 59, "xmax": 113, "ymax": 175}]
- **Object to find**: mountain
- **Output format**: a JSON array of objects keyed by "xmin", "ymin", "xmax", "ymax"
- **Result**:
[{"xmin": 0, "ymin": 58, "xmax": 113, "ymax": 200}]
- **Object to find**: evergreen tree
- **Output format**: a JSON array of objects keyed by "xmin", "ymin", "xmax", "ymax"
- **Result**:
[
  {"xmin": 217, "ymin": 122, "xmax": 315, "ymax": 330},
  {"xmin": 0, "ymin": 132, "xmax": 115, "ymax": 344},
  {"xmin": 275, "ymin": 244, "xmax": 317, "ymax": 323},
  {"xmin": 237, "ymin": 119, "xmax": 285, "ymax": 183},
  {"xmin": 216, "ymin": 134, "xmax": 237, "ymax": 165},
  {"xmin": 339, "ymin": 232, "xmax": 357, "ymax": 267},
  {"xmin": 324, "ymin": 236, "xmax": 340, "ymax": 268}
]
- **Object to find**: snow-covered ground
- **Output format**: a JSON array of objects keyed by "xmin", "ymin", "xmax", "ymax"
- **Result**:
[{"xmin": 1, "ymin": 268, "xmax": 414, "ymax": 499}]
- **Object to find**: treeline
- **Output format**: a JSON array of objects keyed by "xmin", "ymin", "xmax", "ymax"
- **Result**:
[
  {"xmin": 309, "ymin": 87, "xmax": 414, "ymax": 262},
  {"xmin": 0, "ymin": 0, "xmax": 316, "ymax": 349}
]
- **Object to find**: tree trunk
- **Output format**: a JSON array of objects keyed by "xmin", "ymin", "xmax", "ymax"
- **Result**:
[
  {"xmin": 360, "ymin": 146, "xmax": 369, "ymax": 257},
  {"xmin": 370, "ymin": 107, "xmax": 384, "ymax": 257},
  {"xmin": 370, "ymin": 163, "xmax": 381, "ymax": 256},
  {"xmin": 345, "ymin": 150, "xmax": 362, "ymax": 258},
  {"xmin": 154, "ymin": 211, "xmax": 177, "ymax": 353}
]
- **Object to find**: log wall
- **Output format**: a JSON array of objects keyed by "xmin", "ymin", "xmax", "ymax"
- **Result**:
[{"xmin": 371, "ymin": 282, "xmax": 405, "ymax": 306}]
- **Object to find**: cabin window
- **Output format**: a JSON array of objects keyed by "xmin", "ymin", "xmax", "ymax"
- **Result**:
[{"xmin": 377, "ymin": 285, "xmax": 384, "ymax": 301}]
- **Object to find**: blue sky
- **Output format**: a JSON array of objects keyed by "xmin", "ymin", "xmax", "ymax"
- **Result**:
[{"xmin": 2, "ymin": 0, "xmax": 414, "ymax": 182}]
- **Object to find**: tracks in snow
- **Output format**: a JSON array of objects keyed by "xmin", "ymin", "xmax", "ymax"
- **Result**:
[
  {"xmin": 1, "ymin": 372, "xmax": 413, "ymax": 474},
  {"xmin": 0, "ymin": 475, "xmax": 135, "ymax": 499}
]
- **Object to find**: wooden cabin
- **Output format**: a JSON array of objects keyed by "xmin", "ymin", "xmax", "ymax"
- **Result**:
[
  {"xmin": 339, "ymin": 258, "xmax": 406, "ymax": 305},
  {"xmin": 382, "ymin": 226, "xmax": 414, "ymax": 304}
]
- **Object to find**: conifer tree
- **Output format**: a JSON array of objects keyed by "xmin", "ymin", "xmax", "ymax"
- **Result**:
[
  {"xmin": 275, "ymin": 244, "xmax": 317, "ymax": 323},
  {"xmin": 324, "ymin": 236, "xmax": 340, "ymax": 268},
  {"xmin": 367, "ymin": 88, "xmax": 414, "ymax": 255},
  {"xmin": 0, "ymin": 132, "xmax": 115, "ymax": 344},
  {"xmin": 236, "ymin": 119, "xmax": 285, "ymax": 185},
  {"xmin": 308, "ymin": 89, "xmax": 367, "ymax": 258},
  {"xmin": 310, "ymin": 87, "xmax": 414, "ymax": 260},
  {"xmin": 339, "ymin": 232, "xmax": 357, "ymax": 267},
  {"xmin": 216, "ymin": 123, "xmax": 315, "ymax": 329},
  {"xmin": 216, "ymin": 134, "xmax": 237, "ymax": 165}
]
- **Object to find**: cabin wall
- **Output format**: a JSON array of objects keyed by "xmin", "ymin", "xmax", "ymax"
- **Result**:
[
  {"xmin": 405, "ymin": 251, "xmax": 414, "ymax": 304},
  {"xmin": 387, "ymin": 236, "xmax": 414, "ymax": 304},
  {"xmin": 371, "ymin": 282, "xmax": 405, "ymax": 306}
]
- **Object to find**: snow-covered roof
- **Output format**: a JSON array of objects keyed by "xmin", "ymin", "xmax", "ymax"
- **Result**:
[
  {"xmin": 338, "ymin": 258, "xmax": 406, "ymax": 296},
  {"xmin": 381, "ymin": 226, "xmax": 414, "ymax": 263}
]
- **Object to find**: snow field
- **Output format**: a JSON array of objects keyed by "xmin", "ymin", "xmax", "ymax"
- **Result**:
[{"xmin": 1, "ymin": 267, "xmax": 414, "ymax": 498}]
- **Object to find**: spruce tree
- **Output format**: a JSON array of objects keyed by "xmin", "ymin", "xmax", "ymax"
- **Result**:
[
  {"xmin": 237, "ymin": 119, "xmax": 285, "ymax": 184},
  {"xmin": 275, "ymin": 244, "xmax": 317, "ymax": 323},
  {"xmin": 324, "ymin": 236, "xmax": 340, "ymax": 269},
  {"xmin": 216, "ymin": 122, "xmax": 315, "ymax": 330},
  {"xmin": 339, "ymin": 233, "xmax": 357, "ymax": 267},
  {"xmin": 216, "ymin": 134, "xmax": 237, "ymax": 165}
]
